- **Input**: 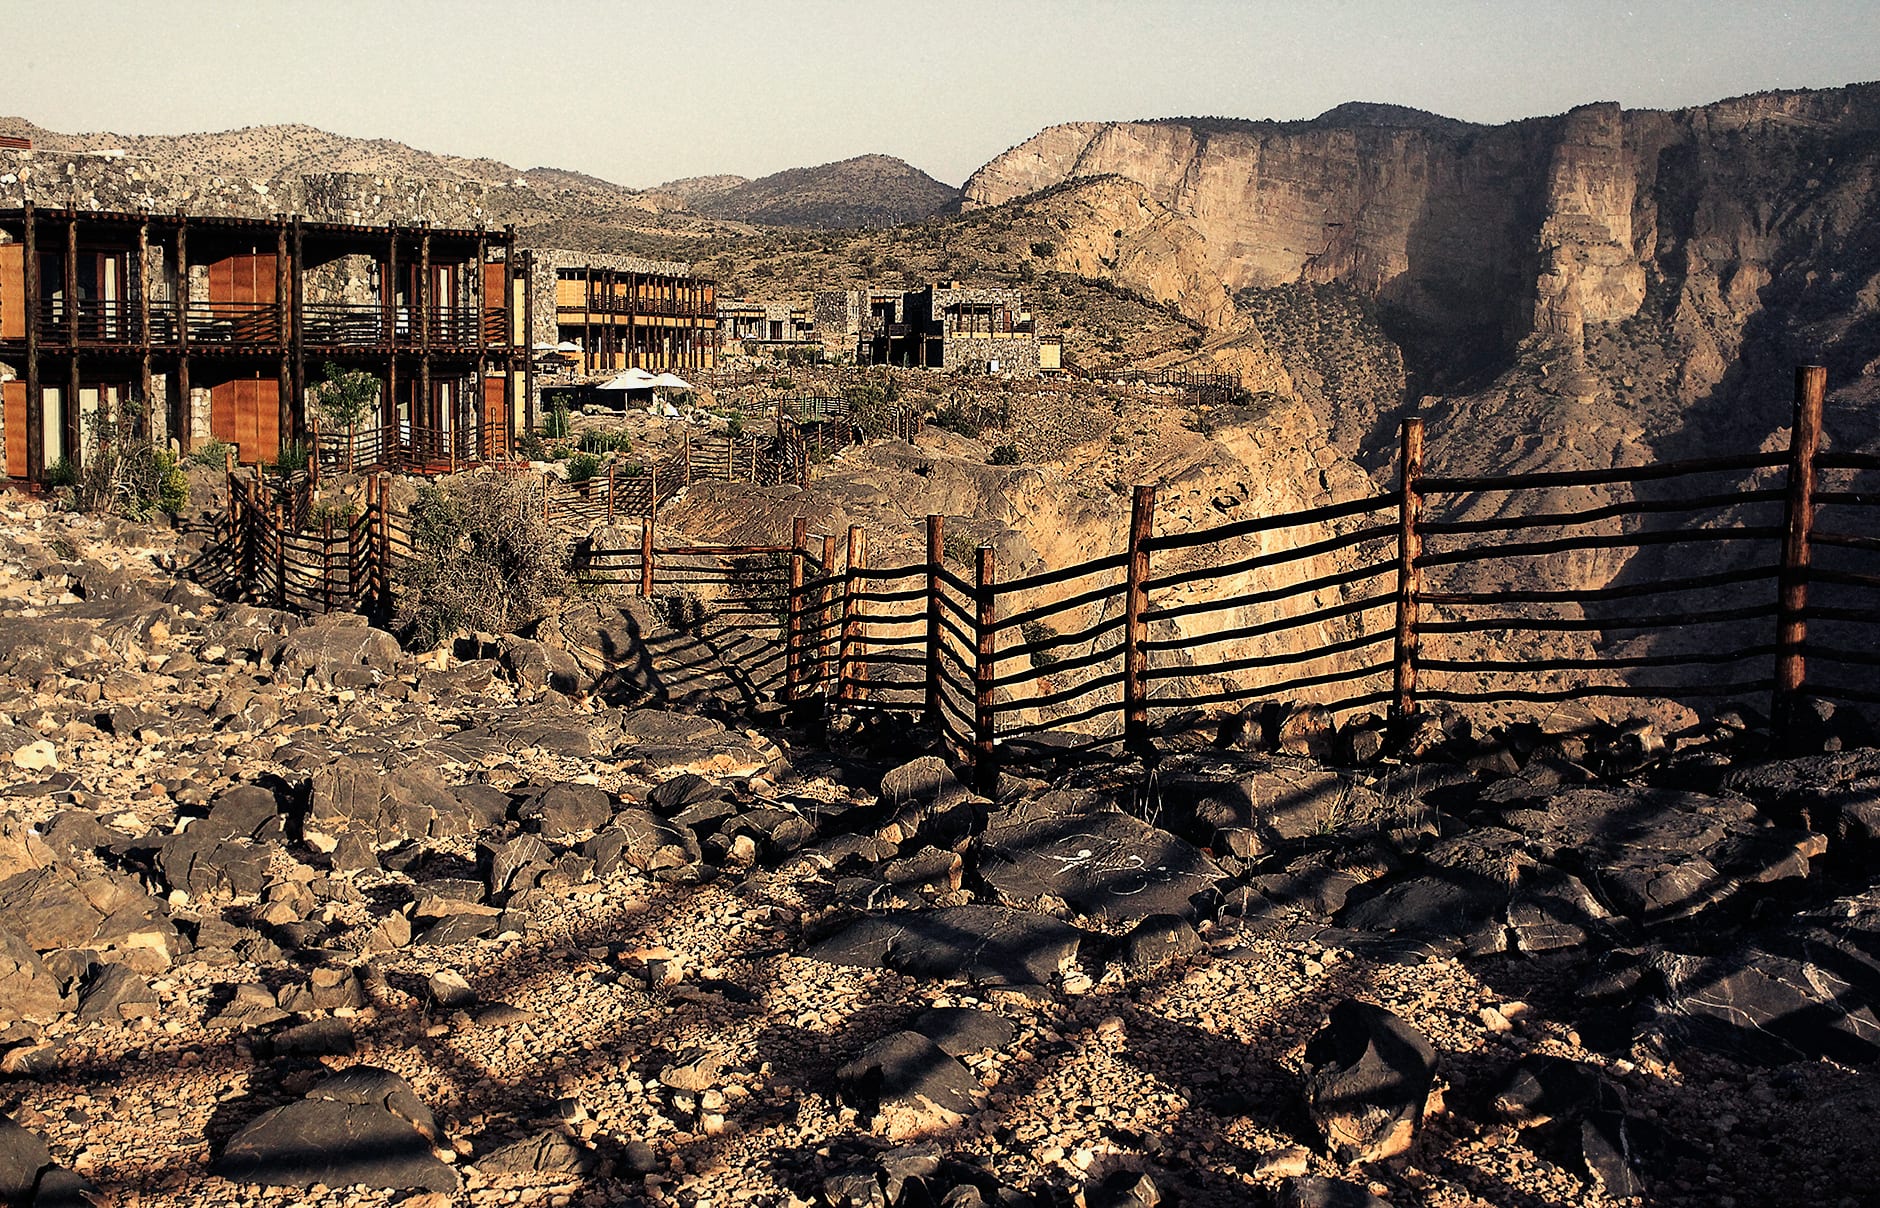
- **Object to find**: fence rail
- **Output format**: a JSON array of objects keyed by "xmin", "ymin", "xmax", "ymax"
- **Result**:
[{"xmin": 204, "ymin": 365, "xmax": 1877, "ymax": 794}]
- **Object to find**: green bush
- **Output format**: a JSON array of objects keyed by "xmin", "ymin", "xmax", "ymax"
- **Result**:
[
  {"xmin": 929, "ymin": 401, "xmax": 984, "ymax": 439},
  {"xmin": 397, "ymin": 471, "xmax": 569, "ymax": 649},
  {"xmin": 565, "ymin": 451, "xmax": 603, "ymax": 484},
  {"xmin": 71, "ymin": 409, "xmax": 188, "ymax": 520},
  {"xmin": 45, "ymin": 457, "xmax": 77, "ymax": 488},
  {"xmin": 725, "ymin": 413, "xmax": 744, "ymax": 440},
  {"xmin": 578, "ymin": 429, "xmax": 632, "ymax": 455},
  {"xmin": 842, "ymin": 382, "xmax": 893, "ymax": 439},
  {"xmin": 516, "ymin": 432, "xmax": 546, "ymax": 461},
  {"xmin": 188, "ymin": 438, "xmax": 235, "ymax": 469},
  {"xmin": 542, "ymin": 401, "xmax": 572, "ymax": 439},
  {"xmin": 988, "ymin": 443, "xmax": 1021, "ymax": 465},
  {"xmin": 271, "ymin": 442, "xmax": 311, "ymax": 476}
]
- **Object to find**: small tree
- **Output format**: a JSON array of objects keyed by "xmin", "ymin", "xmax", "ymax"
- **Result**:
[{"xmin": 310, "ymin": 362, "xmax": 381, "ymax": 473}]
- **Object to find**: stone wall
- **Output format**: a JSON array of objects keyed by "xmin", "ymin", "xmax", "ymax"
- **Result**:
[
  {"xmin": 526, "ymin": 248, "xmax": 697, "ymax": 351},
  {"xmin": 942, "ymin": 334, "xmax": 1041, "ymax": 379}
]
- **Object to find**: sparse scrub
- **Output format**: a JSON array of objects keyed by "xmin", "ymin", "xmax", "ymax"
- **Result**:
[{"xmin": 397, "ymin": 471, "xmax": 569, "ymax": 649}]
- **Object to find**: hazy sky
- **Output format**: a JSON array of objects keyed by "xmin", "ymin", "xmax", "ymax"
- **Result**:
[{"xmin": 7, "ymin": 1, "xmax": 1877, "ymax": 187}]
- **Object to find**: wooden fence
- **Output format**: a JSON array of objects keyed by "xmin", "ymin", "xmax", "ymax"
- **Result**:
[
  {"xmin": 207, "ymin": 365, "xmax": 1876, "ymax": 790},
  {"xmin": 764, "ymin": 366, "xmax": 1878, "ymax": 788},
  {"xmin": 219, "ymin": 470, "xmax": 392, "ymax": 615}
]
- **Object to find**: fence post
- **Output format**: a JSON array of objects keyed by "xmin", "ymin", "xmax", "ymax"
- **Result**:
[
  {"xmin": 541, "ymin": 471, "xmax": 551, "ymax": 523},
  {"xmin": 839, "ymin": 525, "xmax": 867, "ymax": 712},
  {"xmin": 725, "ymin": 436, "xmax": 734, "ymax": 481},
  {"xmin": 1773, "ymin": 364, "xmax": 1826, "ymax": 743},
  {"xmin": 376, "ymin": 473, "xmax": 392, "ymax": 618},
  {"xmin": 924, "ymin": 514, "xmax": 944, "ymax": 731},
  {"xmin": 1392, "ymin": 417, "xmax": 1426, "ymax": 719},
  {"xmin": 607, "ymin": 464, "xmax": 616, "ymax": 522},
  {"xmin": 786, "ymin": 516, "xmax": 808, "ymax": 714},
  {"xmin": 820, "ymin": 533, "xmax": 838, "ymax": 700},
  {"xmin": 274, "ymin": 502, "xmax": 287, "ymax": 609},
  {"xmin": 640, "ymin": 515, "xmax": 655, "ymax": 599},
  {"xmin": 974, "ymin": 546, "xmax": 999, "ymax": 796},
  {"xmin": 1124, "ymin": 484, "xmax": 1156, "ymax": 753},
  {"xmin": 321, "ymin": 515, "xmax": 335, "ymax": 614}
]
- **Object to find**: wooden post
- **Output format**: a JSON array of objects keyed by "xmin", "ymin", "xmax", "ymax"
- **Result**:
[
  {"xmin": 820, "ymin": 533, "xmax": 838, "ymax": 697},
  {"xmin": 607, "ymin": 463, "xmax": 617, "ymax": 522},
  {"xmin": 640, "ymin": 515, "xmax": 656, "ymax": 599},
  {"xmin": 376, "ymin": 473, "xmax": 392, "ymax": 617},
  {"xmin": 1123, "ymin": 484, "xmax": 1156, "ymax": 752},
  {"xmin": 322, "ymin": 515, "xmax": 335, "ymax": 614},
  {"xmin": 21, "ymin": 203, "xmax": 41, "ymax": 479},
  {"xmin": 1773, "ymin": 365, "xmax": 1826, "ymax": 742},
  {"xmin": 542, "ymin": 471, "xmax": 551, "ymax": 523},
  {"xmin": 786, "ymin": 516, "xmax": 808, "ymax": 709},
  {"xmin": 838, "ymin": 524, "xmax": 867, "ymax": 711},
  {"xmin": 275, "ymin": 505, "xmax": 287, "ymax": 609},
  {"xmin": 974, "ymin": 546, "xmax": 999, "ymax": 796},
  {"xmin": 1392, "ymin": 417, "xmax": 1426, "ymax": 719},
  {"xmin": 924, "ymin": 514, "xmax": 944, "ymax": 730}
]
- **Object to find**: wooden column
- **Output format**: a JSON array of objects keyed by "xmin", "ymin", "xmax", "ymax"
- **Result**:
[
  {"xmin": 136, "ymin": 218, "xmax": 152, "ymax": 433},
  {"xmin": 474, "ymin": 227, "xmax": 488, "ymax": 459},
  {"xmin": 786, "ymin": 515, "xmax": 808, "ymax": 709},
  {"xmin": 1123, "ymin": 484, "xmax": 1156, "ymax": 752},
  {"xmin": 175, "ymin": 215, "xmax": 191, "ymax": 454},
  {"xmin": 1773, "ymin": 365, "xmax": 1826, "ymax": 742},
  {"xmin": 838, "ymin": 524, "xmax": 867, "ymax": 711},
  {"xmin": 22, "ymin": 202, "xmax": 41, "ymax": 478},
  {"xmin": 63, "ymin": 213, "xmax": 79, "ymax": 467},
  {"xmin": 276, "ymin": 219, "xmax": 291, "ymax": 445},
  {"xmin": 521, "ymin": 250, "xmax": 535, "ymax": 434},
  {"xmin": 974, "ymin": 545, "xmax": 999, "ymax": 796},
  {"xmin": 924, "ymin": 514, "xmax": 944, "ymax": 730},
  {"xmin": 1392, "ymin": 417, "xmax": 1426, "ymax": 719}
]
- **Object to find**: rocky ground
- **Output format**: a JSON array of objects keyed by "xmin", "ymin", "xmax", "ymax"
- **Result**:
[{"xmin": 1, "ymin": 497, "xmax": 1878, "ymax": 1208}]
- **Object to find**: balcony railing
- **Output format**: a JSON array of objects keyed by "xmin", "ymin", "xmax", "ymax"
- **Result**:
[
  {"xmin": 12, "ymin": 299, "xmax": 515, "ymax": 351},
  {"xmin": 559, "ymin": 295, "xmax": 716, "ymax": 320}
]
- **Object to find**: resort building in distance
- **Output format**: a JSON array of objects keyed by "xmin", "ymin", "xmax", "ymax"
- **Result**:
[
  {"xmin": 0, "ymin": 203, "xmax": 528, "ymax": 480},
  {"xmin": 530, "ymin": 250, "xmax": 716, "ymax": 383},
  {"xmin": 716, "ymin": 297, "xmax": 816, "ymax": 353},
  {"xmin": 814, "ymin": 283, "xmax": 1058, "ymax": 377}
]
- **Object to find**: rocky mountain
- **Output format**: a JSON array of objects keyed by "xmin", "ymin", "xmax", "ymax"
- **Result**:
[
  {"xmin": 681, "ymin": 154, "xmax": 959, "ymax": 228},
  {"xmin": 964, "ymin": 86, "xmax": 1880, "ymax": 476},
  {"xmin": 650, "ymin": 173, "xmax": 750, "ymax": 205}
]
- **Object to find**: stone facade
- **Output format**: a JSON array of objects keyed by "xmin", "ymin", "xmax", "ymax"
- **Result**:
[
  {"xmin": 816, "ymin": 284, "xmax": 1042, "ymax": 377},
  {"xmin": 526, "ymin": 248, "xmax": 697, "ymax": 353}
]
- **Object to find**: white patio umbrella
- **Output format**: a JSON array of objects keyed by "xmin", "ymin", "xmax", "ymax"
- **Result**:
[
  {"xmin": 596, "ymin": 368, "xmax": 658, "ymax": 390},
  {"xmin": 648, "ymin": 372, "xmax": 693, "ymax": 390}
]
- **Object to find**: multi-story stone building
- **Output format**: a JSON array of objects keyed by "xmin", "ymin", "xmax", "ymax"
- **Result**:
[
  {"xmin": 0, "ymin": 203, "xmax": 527, "ymax": 479},
  {"xmin": 717, "ymin": 297, "xmax": 815, "ymax": 351},
  {"xmin": 813, "ymin": 283, "xmax": 1048, "ymax": 377},
  {"xmin": 529, "ymin": 250, "xmax": 716, "ymax": 382}
]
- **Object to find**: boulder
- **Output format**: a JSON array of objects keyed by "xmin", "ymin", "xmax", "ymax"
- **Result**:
[
  {"xmin": 0, "ymin": 863, "xmax": 179, "ymax": 967},
  {"xmin": 836, "ymin": 1031, "xmax": 980, "ymax": 1141},
  {"xmin": 517, "ymin": 783, "xmax": 613, "ymax": 839},
  {"xmin": 806, "ymin": 906, "xmax": 1083, "ymax": 987},
  {"xmin": 0, "ymin": 1115, "xmax": 53, "ymax": 1204},
  {"xmin": 305, "ymin": 758, "xmax": 485, "ymax": 850},
  {"xmin": 1302, "ymin": 1000, "xmax": 1437, "ymax": 1161},
  {"xmin": 0, "ymin": 928, "xmax": 72, "ymax": 1024},
  {"xmin": 216, "ymin": 1066, "xmax": 455, "ymax": 1192},
  {"xmin": 275, "ymin": 615, "xmax": 400, "ymax": 684},
  {"xmin": 981, "ymin": 810, "xmax": 1224, "ymax": 923},
  {"xmin": 910, "ymin": 1007, "xmax": 1016, "ymax": 1057},
  {"xmin": 476, "ymin": 1130, "xmax": 596, "ymax": 1177}
]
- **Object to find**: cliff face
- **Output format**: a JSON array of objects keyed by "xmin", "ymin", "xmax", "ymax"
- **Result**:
[{"xmin": 966, "ymin": 85, "xmax": 1880, "ymax": 468}]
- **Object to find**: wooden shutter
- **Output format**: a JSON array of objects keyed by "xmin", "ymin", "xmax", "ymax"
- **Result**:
[
  {"xmin": 3, "ymin": 381, "xmax": 24, "ymax": 477},
  {"xmin": 0, "ymin": 245, "xmax": 23, "ymax": 340}
]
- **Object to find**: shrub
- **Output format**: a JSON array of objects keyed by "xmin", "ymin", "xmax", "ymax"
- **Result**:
[
  {"xmin": 578, "ymin": 429, "xmax": 632, "ymax": 455},
  {"xmin": 565, "ymin": 452, "xmax": 603, "ymax": 484},
  {"xmin": 929, "ymin": 401, "xmax": 984, "ymax": 439},
  {"xmin": 516, "ymin": 432, "xmax": 546, "ymax": 461},
  {"xmin": 725, "ymin": 413, "xmax": 744, "ymax": 440},
  {"xmin": 397, "ymin": 471, "xmax": 568, "ymax": 649},
  {"xmin": 45, "ymin": 457, "xmax": 78, "ymax": 488},
  {"xmin": 188, "ymin": 438, "xmax": 235, "ymax": 469},
  {"xmin": 542, "ymin": 401, "xmax": 572, "ymax": 439},
  {"xmin": 271, "ymin": 442, "xmax": 311, "ymax": 476},
  {"xmin": 1030, "ymin": 240, "xmax": 1056, "ymax": 258},
  {"xmin": 988, "ymin": 443, "xmax": 1021, "ymax": 465},
  {"xmin": 842, "ymin": 382, "xmax": 893, "ymax": 439},
  {"xmin": 72, "ymin": 409, "xmax": 188, "ymax": 519}
]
